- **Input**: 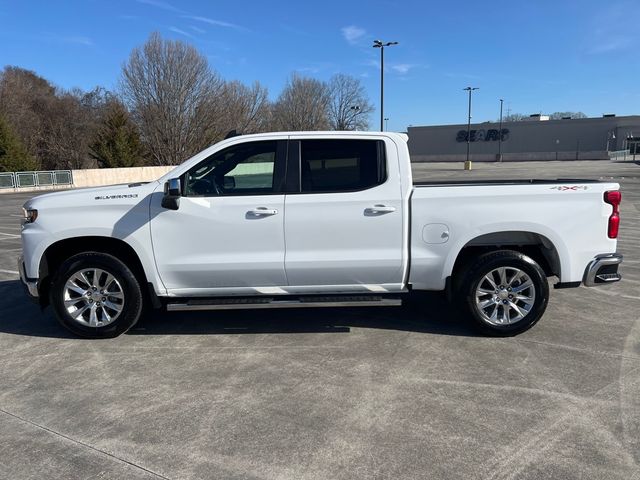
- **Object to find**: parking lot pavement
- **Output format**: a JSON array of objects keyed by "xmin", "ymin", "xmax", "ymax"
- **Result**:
[{"xmin": 0, "ymin": 161, "xmax": 639, "ymax": 480}]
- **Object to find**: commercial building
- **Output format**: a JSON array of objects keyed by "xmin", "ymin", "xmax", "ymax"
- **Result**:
[{"xmin": 407, "ymin": 114, "xmax": 640, "ymax": 162}]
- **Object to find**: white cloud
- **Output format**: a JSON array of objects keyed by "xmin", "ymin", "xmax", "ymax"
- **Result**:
[
  {"xmin": 363, "ymin": 59, "xmax": 380, "ymax": 69},
  {"xmin": 364, "ymin": 60, "xmax": 422, "ymax": 75},
  {"xmin": 391, "ymin": 63, "xmax": 413, "ymax": 74},
  {"xmin": 189, "ymin": 25, "xmax": 206, "ymax": 34},
  {"xmin": 586, "ymin": 3, "xmax": 638, "ymax": 55},
  {"xmin": 136, "ymin": 0, "xmax": 183, "ymax": 13},
  {"xmin": 589, "ymin": 37, "xmax": 632, "ymax": 54},
  {"xmin": 62, "ymin": 36, "xmax": 94, "ymax": 46},
  {"xmin": 169, "ymin": 26, "xmax": 195, "ymax": 39},
  {"xmin": 182, "ymin": 15, "xmax": 247, "ymax": 31},
  {"xmin": 341, "ymin": 25, "xmax": 366, "ymax": 45}
]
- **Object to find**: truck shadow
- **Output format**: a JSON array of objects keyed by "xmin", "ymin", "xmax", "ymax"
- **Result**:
[
  {"xmin": 0, "ymin": 280, "xmax": 77, "ymax": 339},
  {"xmin": 0, "ymin": 280, "xmax": 477, "ymax": 338},
  {"xmin": 130, "ymin": 292, "xmax": 475, "ymax": 337}
]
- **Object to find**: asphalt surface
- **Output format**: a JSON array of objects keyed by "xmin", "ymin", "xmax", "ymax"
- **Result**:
[{"xmin": 0, "ymin": 160, "xmax": 639, "ymax": 480}]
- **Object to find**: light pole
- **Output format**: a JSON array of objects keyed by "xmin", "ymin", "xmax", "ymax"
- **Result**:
[
  {"xmin": 498, "ymin": 99, "xmax": 504, "ymax": 162},
  {"xmin": 555, "ymin": 139, "xmax": 560, "ymax": 161},
  {"xmin": 463, "ymin": 87, "xmax": 479, "ymax": 170},
  {"xmin": 373, "ymin": 40, "xmax": 398, "ymax": 131},
  {"xmin": 350, "ymin": 105, "xmax": 360, "ymax": 131},
  {"xmin": 606, "ymin": 130, "xmax": 616, "ymax": 152},
  {"xmin": 384, "ymin": 117, "xmax": 389, "ymax": 131}
]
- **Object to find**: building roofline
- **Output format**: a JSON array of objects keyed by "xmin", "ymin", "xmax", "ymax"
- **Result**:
[{"xmin": 408, "ymin": 115, "xmax": 640, "ymax": 130}]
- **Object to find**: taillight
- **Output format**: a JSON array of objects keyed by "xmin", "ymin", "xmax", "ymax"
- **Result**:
[{"xmin": 604, "ymin": 190, "xmax": 621, "ymax": 239}]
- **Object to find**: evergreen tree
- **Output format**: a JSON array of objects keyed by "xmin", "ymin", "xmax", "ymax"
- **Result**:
[
  {"xmin": 0, "ymin": 115, "xmax": 37, "ymax": 172},
  {"xmin": 89, "ymin": 101, "xmax": 146, "ymax": 168}
]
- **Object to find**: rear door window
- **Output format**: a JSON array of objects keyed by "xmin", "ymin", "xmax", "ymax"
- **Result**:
[{"xmin": 299, "ymin": 139, "xmax": 386, "ymax": 193}]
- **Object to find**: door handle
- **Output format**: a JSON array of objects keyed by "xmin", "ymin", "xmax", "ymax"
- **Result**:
[
  {"xmin": 247, "ymin": 207, "xmax": 278, "ymax": 216},
  {"xmin": 365, "ymin": 205, "xmax": 396, "ymax": 215}
]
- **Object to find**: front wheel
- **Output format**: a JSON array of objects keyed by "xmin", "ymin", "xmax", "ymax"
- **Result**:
[
  {"xmin": 50, "ymin": 252, "xmax": 143, "ymax": 338},
  {"xmin": 458, "ymin": 250, "xmax": 549, "ymax": 336}
]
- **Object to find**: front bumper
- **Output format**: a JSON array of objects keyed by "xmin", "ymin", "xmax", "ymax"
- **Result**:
[
  {"xmin": 583, "ymin": 253, "xmax": 623, "ymax": 287},
  {"xmin": 18, "ymin": 255, "xmax": 39, "ymax": 299}
]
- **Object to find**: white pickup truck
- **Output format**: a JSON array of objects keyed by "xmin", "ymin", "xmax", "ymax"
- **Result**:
[{"xmin": 19, "ymin": 131, "xmax": 622, "ymax": 338}]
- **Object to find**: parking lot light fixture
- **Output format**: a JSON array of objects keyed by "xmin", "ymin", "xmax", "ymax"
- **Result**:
[
  {"xmin": 463, "ymin": 87, "xmax": 479, "ymax": 170},
  {"xmin": 350, "ymin": 105, "xmax": 361, "ymax": 131},
  {"xmin": 498, "ymin": 99, "xmax": 504, "ymax": 162},
  {"xmin": 373, "ymin": 40, "xmax": 398, "ymax": 131}
]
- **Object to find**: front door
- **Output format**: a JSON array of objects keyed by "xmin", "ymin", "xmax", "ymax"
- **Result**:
[{"xmin": 150, "ymin": 139, "xmax": 288, "ymax": 295}]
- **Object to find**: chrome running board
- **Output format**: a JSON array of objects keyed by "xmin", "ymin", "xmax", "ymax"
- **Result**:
[{"xmin": 167, "ymin": 295, "xmax": 402, "ymax": 312}]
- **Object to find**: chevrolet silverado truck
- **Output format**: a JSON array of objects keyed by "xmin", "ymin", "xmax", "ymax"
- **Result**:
[{"xmin": 19, "ymin": 131, "xmax": 623, "ymax": 338}]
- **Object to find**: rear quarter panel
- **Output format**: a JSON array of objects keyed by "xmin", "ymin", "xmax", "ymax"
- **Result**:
[{"xmin": 409, "ymin": 182, "xmax": 619, "ymax": 290}]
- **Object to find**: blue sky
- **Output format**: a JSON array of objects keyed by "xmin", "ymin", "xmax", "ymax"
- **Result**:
[{"xmin": 1, "ymin": 0, "xmax": 639, "ymax": 131}]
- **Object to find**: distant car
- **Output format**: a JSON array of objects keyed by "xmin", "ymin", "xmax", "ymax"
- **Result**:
[{"xmin": 19, "ymin": 131, "xmax": 622, "ymax": 338}]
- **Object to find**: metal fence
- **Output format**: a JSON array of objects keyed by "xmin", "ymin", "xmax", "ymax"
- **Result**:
[
  {"xmin": 0, "ymin": 170, "xmax": 73, "ymax": 189},
  {"xmin": 609, "ymin": 150, "xmax": 632, "ymax": 162}
]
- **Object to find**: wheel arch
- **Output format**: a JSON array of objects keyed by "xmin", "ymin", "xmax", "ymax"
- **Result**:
[
  {"xmin": 448, "ymin": 230, "xmax": 564, "ymax": 286},
  {"xmin": 39, "ymin": 236, "xmax": 150, "ymax": 307}
]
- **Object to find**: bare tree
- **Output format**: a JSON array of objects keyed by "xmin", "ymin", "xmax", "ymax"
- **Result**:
[
  {"xmin": 0, "ymin": 67, "xmax": 102, "ymax": 169},
  {"xmin": 39, "ymin": 91, "xmax": 97, "ymax": 169},
  {"xmin": 0, "ymin": 67, "xmax": 56, "ymax": 167},
  {"xmin": 327, "ymin": 74, "xmax": 373, "ymax": 131},
  {"xmin": 271, "ymin": 74, "xmax": 330, "ymax": 131},
  {"xmin": 218, "ymin": 80, "xmax": 270, "ymax": 134},
  {"xmin": 549, "ymin": 111, "xmax": 587, "ymax": 120},
  {"xmin": 501, "ymin": 111, "xmax": 588, "ymax": 122},
  {"xmin": 501, "ymin": 113, "xmax": 528, "ymax": 122},
  {"xmin": 120, "ymin": 32, "xmax": 224, "ymax": 165}
]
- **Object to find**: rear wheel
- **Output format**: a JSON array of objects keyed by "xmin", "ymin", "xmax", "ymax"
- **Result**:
[
  {"xmin": 458, "ymin": 250, "xmax": 549, "ymax": 336},
  {"xmin": 50, "ymin": 252, "xmax": 143, "ymax": 338}
]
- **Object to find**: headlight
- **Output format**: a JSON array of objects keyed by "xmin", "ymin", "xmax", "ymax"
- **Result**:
[{"xmin": 22, "ymin": 208, "xmax": 38, "ymax": 224}]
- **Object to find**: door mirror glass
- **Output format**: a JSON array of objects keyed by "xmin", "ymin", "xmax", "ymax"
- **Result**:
[{"xmin": 161, "ymin": 178, "xmax": 181, "ymax": 210}]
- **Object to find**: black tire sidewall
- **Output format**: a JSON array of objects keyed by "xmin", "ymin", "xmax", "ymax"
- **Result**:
[
  {"xmin": 462, "ymin": 251, "xmax": 549, "ymax": 336},
  {"xmin": 50, "ymin": 252, "xmax": 143, "ymax": 338}
]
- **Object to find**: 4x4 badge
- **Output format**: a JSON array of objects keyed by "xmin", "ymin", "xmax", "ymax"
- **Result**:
[{"xmin": 549, "ymin": 186, "xmax": 588, "ymax": 191}]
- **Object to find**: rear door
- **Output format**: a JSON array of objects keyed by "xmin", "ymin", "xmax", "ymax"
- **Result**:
[{"xmin": 283, "ymin": 136, "xmax": 405, "ymax": 290}]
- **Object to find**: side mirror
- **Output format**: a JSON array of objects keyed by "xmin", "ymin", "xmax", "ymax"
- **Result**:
[{"xmin": 161, "ymin": 178, "xmax": 181, "ymax": 210}]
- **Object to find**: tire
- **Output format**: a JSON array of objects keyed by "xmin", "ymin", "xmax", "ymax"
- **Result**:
[
  {"xmin": 49, "ymin": 252, "xmax": 144, "ymax": 338},
  {"xmin": 457, "ymin": 250, "xmax": 549, "ymax": 336}
]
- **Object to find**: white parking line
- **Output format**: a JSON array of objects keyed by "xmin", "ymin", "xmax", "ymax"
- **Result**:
[
  {"xmin": 0, "ymin": 269, "xmax": 19, "ymax": 275},
  {"xmin": 0, "ymin": 232, "xmax": 20, "ymax": 238}
]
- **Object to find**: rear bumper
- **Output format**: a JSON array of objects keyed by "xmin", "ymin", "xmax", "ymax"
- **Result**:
[
  {"xmin": 583, "ymin": 253, "xmax": 623, "ymax": 287},
  {"xmin": 18, "ymin": 255, "xmax": 39, "ymax": 299}
]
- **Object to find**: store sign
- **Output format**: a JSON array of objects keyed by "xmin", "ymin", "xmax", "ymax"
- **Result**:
[{"xmin": 456, "ymin": 128, "xmax": 510, "ymax": 142}]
